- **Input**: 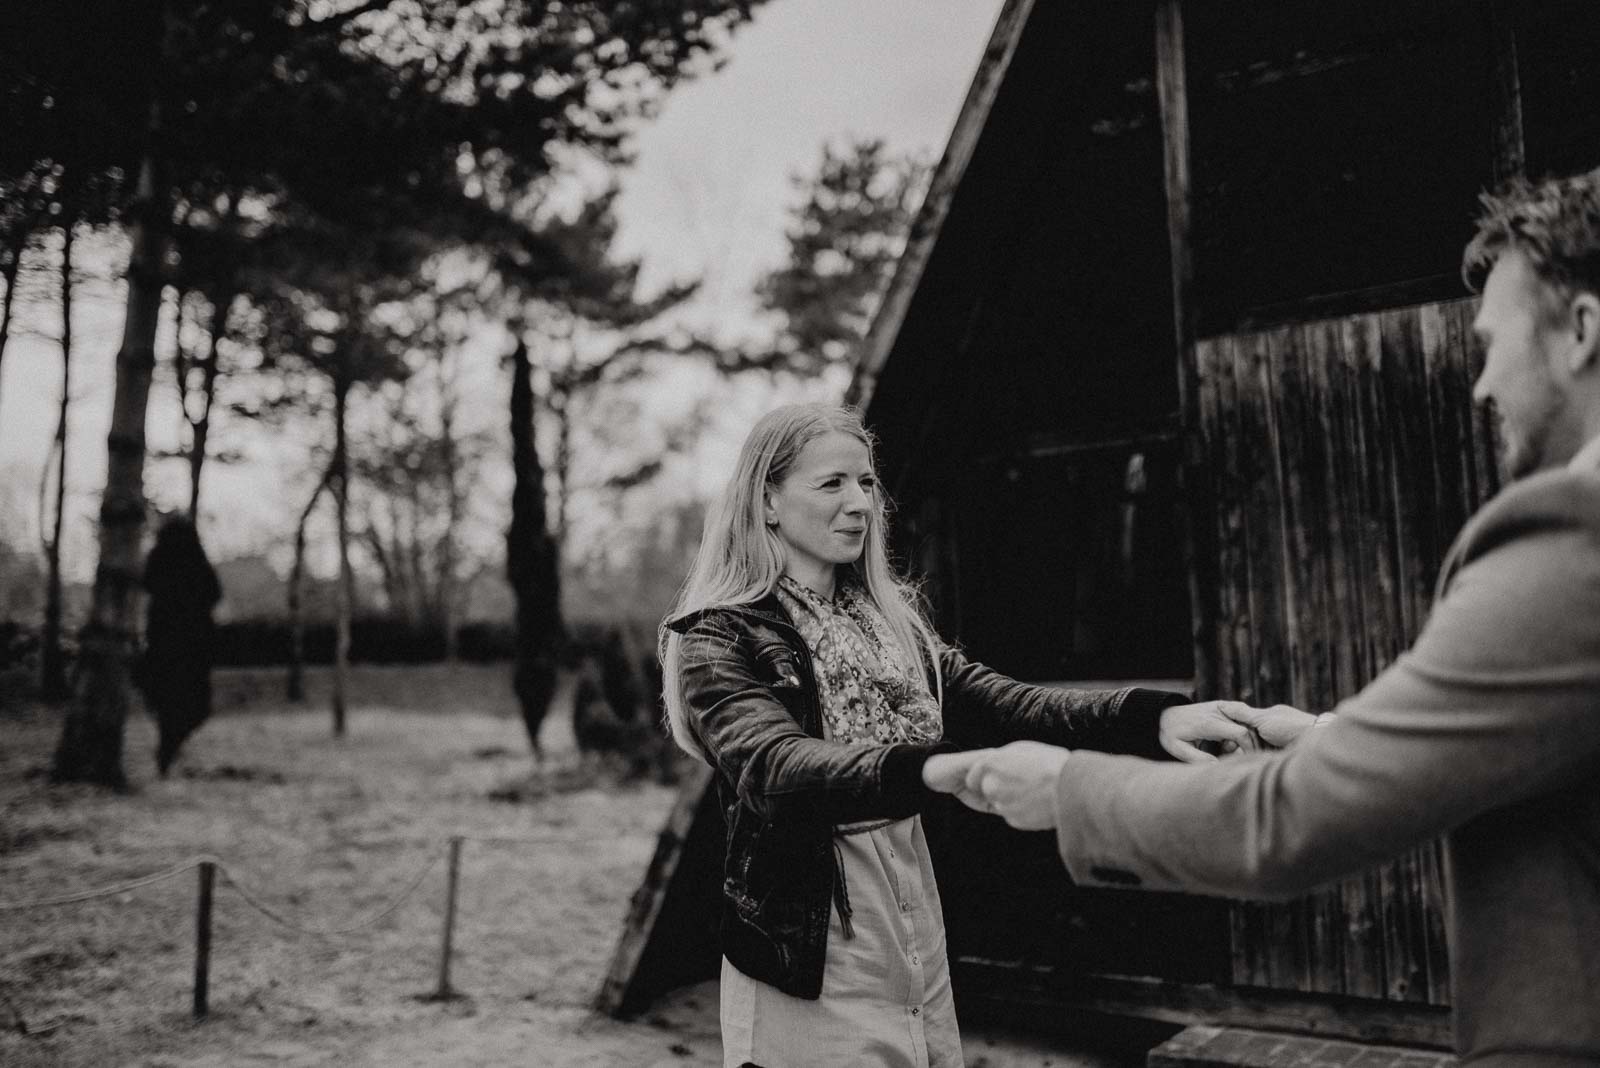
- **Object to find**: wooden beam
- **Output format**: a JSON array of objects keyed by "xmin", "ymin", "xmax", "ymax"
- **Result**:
[
  {"xmin": 594, "ymin": 762, "xmax": 718, "ymax": 1018},
  {"xmin": 1487, "ymin": 0, "xmax": 1525, "ymax": 183},
  {"xmin": 1232, "ymin": 273, "xmax": 1463, "ymax": 334},
  {"xmin": 953, "ymin": 962, "xmax": 1454, "ymax": 1050},
  {"xmin": 1156, "ymin": 0, "xmax": 1196, "ymax": 361},
  {"xmin": 845, "ymin": 0, "xmax": 1037, "ymax": 412},
  {"xmin": 1154, "ymin": 0, "xmax": 1218, "ymax": 701},
  {"xmin": 1001, "ymin": 430, "xmax": 1181, "ymax": 464}
]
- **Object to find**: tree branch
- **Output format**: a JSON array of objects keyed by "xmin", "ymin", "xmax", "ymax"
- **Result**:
[{"xmin": 304, "ymin": 0, "xmax": 391, "ymax": 35}]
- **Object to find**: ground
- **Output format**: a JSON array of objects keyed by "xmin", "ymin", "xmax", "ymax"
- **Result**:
[{"xmin": 0, "ymin": 663, "xmax": 1143, "ymax": 1067}]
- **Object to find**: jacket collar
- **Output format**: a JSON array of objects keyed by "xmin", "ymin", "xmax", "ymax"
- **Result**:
[{"xmin": 663, "ymin": 592, "xmax": 792, "ymax": 635}]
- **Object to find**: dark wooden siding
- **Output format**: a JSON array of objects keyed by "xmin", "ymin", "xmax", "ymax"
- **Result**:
[{"xmin": 1194, "ymin": 298, "xmax": 1500, "ymax": 1001}]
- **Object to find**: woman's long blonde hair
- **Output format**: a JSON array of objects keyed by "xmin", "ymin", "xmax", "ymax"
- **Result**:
[{"xmin": 660, "ymin": 403, "xmax": 942, "ymax": 761}]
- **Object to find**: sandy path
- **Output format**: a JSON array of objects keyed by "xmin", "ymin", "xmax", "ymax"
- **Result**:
[{"xmin": 1, "ymin": 665, "xmax": 1134, "ymax": 1067}]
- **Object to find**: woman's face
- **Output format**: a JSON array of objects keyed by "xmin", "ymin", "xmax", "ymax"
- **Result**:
[{"xmin": 764, "ymin": 431, "xmax": 876, "ymax": 589}]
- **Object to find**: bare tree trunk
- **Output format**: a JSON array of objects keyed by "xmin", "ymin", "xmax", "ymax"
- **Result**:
[
  {"xmin": 438, "ymin": 360, "xmax": 460, "ymax": 662},
  {"xmin": 171, "ymin": 286, "xmax": 191, "ymax": 425},
  {"xmin": 507, "ymin": 331, "xmax": 561, "ymax": 762},
  {"xmin": 53, "ymin": 123, "xmax": 167, "ymax": 788},
  {"xmin": 331, "ymin": 372, "xmax": 352, "ymax": 737},
  {"xmin": 0, "ymin": 222, "xmax": 30, "ymax": 434},
  {"xmin": 383, "ymin": 490, "xmax": 409, "ymax": 618},
  {"xmin": 552, "ymin": 387, "xmax": 573, "ymax": 547},
  {"xmin": 40, "ymin": 220, "xmax": 74, "ymax": 700},
  {"xmin": 187, "ymin": 287, "xmax": 229, "ymax": 518},
  {"xmin": 360, "ymin": 505, "xmax": 403, "ymax": 614},
  {"xmin": 287, "ymin": 461, "xmax": 333, "ymax": 702},
  {"xmin": 405, "ymin": 478, "xmax": 425, "ymax": 624}
]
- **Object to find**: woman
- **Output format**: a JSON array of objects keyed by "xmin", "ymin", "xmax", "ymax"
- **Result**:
[{"xmin": 660, "ymin": 403, "xmax": 1253, "ymax": 1068}]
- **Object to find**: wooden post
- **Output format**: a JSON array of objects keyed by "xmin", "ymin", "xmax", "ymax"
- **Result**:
[
  {"xmin": 194, "ymin": 861, "xmax": 215, "ymax": 1020},
  {"xmin": 430, "ymin": 837, "xmax": 463, "ymax": 1000},
  {"xmin": 1155, "ymin": 0, "xmax": 1217, "ymax": 700}
]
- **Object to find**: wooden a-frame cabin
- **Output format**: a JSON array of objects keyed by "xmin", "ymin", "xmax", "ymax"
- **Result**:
[{"xmin": 601, "ymin": 0, "xmax": 1600, "ymax": 1048}]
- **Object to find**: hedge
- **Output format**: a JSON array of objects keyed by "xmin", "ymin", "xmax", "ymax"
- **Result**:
[{"xmin": 211, "ymin": 619, "xmax": 519, "ymax": 667}]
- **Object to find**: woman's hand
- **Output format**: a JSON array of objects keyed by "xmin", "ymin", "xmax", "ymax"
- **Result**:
[
  {"xmin": 960, "ymin": 742, "xmax": 1069, "ymax": 831},
  {"xmin": 923, "ymin": 751, "xmax": 989, "ymax": 812},
  {"xmin": 923, "ymin": 744, "xmax": 1071, "ymax": 830},
  {"xmin": 1157, "ymin": 701, "xmax": 1262, "ymax": 763}
]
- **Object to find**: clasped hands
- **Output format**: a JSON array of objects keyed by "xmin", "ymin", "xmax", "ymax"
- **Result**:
[{"xmin": 921, "ymin": 701, "xmax": 1313, "ymax": 831}]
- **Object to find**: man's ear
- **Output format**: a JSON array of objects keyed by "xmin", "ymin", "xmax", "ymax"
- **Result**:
[{"xmin": 1569, "ymin": 292, "xmax": 1600, "ymax": 374}]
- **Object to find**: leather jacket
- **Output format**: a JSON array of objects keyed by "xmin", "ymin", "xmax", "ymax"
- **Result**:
[{"xmin": 665, "ymin": 592, "xmax": 1187, "ymax": 1000}]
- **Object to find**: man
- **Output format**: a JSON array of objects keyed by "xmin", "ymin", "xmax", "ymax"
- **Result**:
[{"xmin": 924, "ymin": 168, "xmax": 1600, "ymax": 1065}]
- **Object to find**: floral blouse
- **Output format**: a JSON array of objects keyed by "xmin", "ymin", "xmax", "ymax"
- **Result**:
[{"xmin": 774, "ymin": 575, "xmax": 942, "ymax": 746}]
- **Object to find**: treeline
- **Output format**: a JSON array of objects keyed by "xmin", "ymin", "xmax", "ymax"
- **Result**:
[
  {"xmin": 1, "ymin": 0, "xmax": 776, "ymax": 784},
  {"xmin": 3, "ymin": 0, "xmax": 931, "ymax": 785}
]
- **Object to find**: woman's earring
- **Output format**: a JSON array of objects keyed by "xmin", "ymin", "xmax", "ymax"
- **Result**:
[{"xmin": 765, "ymin": 518, "xmax": 779, "ymax": 528}]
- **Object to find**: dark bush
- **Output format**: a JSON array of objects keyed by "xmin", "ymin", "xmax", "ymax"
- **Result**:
[
  {"xmin": 212, "ymin": 618, "xmax": 512, "ymax": 667},
  {"xmin": 456, "ymin": 622, "xmax": 518, "ymax": 662},
  {"xmin": 0, "ymin": 621, "xmax": 40, "ymax": 671},
  {"xmin": 213, "ymin": 621, "xmax": 305, "ymax": 666},
  {"xmin": 350, "ymin": 619, "xmax": 447, "ymax": 663}
]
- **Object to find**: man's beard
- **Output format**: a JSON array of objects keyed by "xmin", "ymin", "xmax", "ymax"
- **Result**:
[{"xmin": 1492, "ymin": 389, "xmax": 1566, "ymax": 479}]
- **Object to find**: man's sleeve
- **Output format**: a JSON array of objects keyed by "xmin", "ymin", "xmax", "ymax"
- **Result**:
[{"xmin": 1053, "ymin": 491, "xmax": 1600, "ymax": 900}]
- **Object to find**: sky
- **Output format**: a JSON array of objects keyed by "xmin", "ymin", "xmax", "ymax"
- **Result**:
[{"xmin": 0, "ymin": 0, "xmax": 1007, "ymax": 582}]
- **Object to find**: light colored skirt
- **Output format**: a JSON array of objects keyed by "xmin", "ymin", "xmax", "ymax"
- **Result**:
[{"xmin": 719, "ymin": 814, "xmax": 963, "ymax": 1068}]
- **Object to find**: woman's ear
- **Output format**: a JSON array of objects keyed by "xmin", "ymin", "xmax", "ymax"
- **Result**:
[{"xmin": 762, "ymin": 493, "xmax": 778, "ymax": 529}]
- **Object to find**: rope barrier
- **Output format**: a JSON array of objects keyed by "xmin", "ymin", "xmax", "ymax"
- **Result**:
[
  {"xmin": 454, "ymin": 833, "xmax": 590, "ymax": 848},
  {"xmin": 0, "ymin": 856, "xmax": 206, "ymax": 910},
  {"xmin": 0, "ymin": 834, "xmax": 582, "ymax": 917},
  {"xmin": 0, "ymin": 832, "xmax": 598, "ymax": 1021},
  {"xmin": 213, "ymin": 850, "xmax": 443, "ymax": 936}
]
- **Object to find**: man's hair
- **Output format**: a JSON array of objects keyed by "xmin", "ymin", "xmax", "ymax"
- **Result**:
[{"xmin": 1462, "ymin": 168, "xmax": 1600, "ymax": 307}]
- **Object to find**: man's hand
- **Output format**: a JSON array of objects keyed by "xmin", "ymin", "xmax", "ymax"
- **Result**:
[
  {"xmin": 1158, "ymin": 701, "xmax": 1262, "ymax": 762},
  {"xmin": 1217, "ymin": 703, "xmax": 1318, "ymax": 748},
  {"xmin": 938, "ymin": 741, "xmax": 1070, "ymax": 831}
]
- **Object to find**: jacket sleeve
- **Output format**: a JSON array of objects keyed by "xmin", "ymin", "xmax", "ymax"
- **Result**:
[
  {"xmin": 678, "ymin": 614, "xmax": 953, "ymax": 824},
  {"xmin": 937, "ymin": 644, "xmax": 1185, "ymax": 758},
  {"xmin": 1052, "ymin": 476, "xmax": 1600, "ymax": 899}
]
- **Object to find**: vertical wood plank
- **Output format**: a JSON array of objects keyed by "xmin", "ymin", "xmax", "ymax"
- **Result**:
[
  {"xmin": 1322, "ymin": 318, "xmax": 1360, "ymax": 699},
  {"xmin": 1242, "ymin": 328, "xmax": 1286, "ymax": 708},
  {"xmin": 1229, "ymin": 333, "xmax": 1266, "ymax": 706},
  {"xmin": 1422, "ymin": 840, "xmax": 1453, "ymax": 1004}
]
